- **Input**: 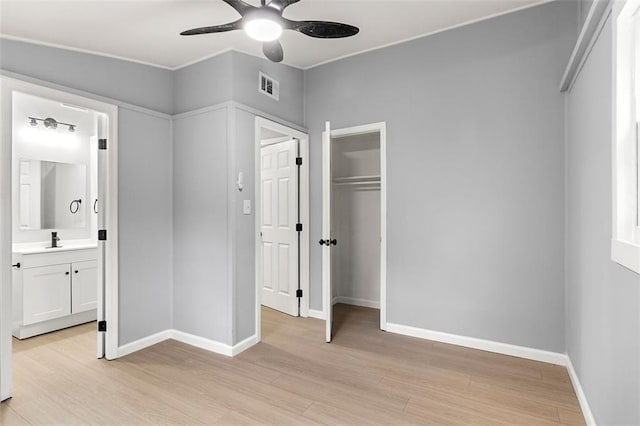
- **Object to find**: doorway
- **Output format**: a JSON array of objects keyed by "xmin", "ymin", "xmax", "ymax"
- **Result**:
[
  {"xmin": 254, "ymin": 117, "xmax": 309, "ymax": 340},
  {"xmin": 322, "ymin": 122, "xmax": 387, "ymax": 343},
  {"xmin": 0, "ymin": 76, "xmax": 119, "ymax": 401}
]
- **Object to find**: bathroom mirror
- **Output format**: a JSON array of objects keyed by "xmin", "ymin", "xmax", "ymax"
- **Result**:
[{"xmin": 18, "ymin": 159, "xmax": 87, "ymax": 230}]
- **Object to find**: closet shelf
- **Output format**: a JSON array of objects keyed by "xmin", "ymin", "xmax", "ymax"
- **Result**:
[{"xmin": 332, "ymin": 175, "xmax": 381, "ymax": 186}]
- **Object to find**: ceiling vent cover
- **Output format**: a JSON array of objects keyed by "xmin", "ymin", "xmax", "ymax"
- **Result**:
[{"xmin": 259, "ymin": 72, "xmax": 279, "ymax": 101}]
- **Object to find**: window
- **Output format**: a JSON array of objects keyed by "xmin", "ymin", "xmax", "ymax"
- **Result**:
[{"xmin": 613, "ymin": 0, "xmax": 640, "ymax": 274}]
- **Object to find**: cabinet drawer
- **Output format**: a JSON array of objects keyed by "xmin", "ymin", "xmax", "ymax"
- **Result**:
[{"xmin": 23, "ymin": 264, "xmax": 71, "ymax": 326}]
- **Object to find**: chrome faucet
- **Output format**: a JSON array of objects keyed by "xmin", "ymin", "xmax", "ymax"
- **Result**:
[{"xmin": 51, "ymin": 231, "xmax": 60, "ymax": 248}]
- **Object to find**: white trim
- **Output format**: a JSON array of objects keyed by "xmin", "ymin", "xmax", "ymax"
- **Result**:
[
  {"xmin": 326, "ymin": 122, "xmax": 387, "ymax": 332},
  {"xmin": 0, "ymin": 70, "xmax": 171, "ymax": 120},
  {"xmin": 171, "ymin": 330, "xmax": 234, "ymax": 357},
  {"xmin": 385, "ymin": 322, "xmax": 567, "ymax": 366},
  {"xmin": 117, "ymin": 329, "xmax": 259, "ymax": 358},
  {"xmin": 118, "ymin": 330, "xmax": 172, "ymax": 358},
  {"xmin": 172, "ymin": 101, "xmax": 305, "ymax": 134},
  {"xmin": 611, "ymin": 239, "xmax": 640, "ymax": 274},
  {"xmin": 612, "ymin": 0, "xmax": 640, "ymax": 274},
  {"xmin": 254, "ymin": 117, "xmax": 310, "ymax": 342},
  {"xmin": 231, "ymin": 334, "xmax": 259, "ymax": 356},
  {"xmin": 566, "ymin": 357, "xmax": 597, "ymax": 426},
  {"xmin": 333, "ymin": 296, "xmax": 380, "ymax": 309},
  {"xmin": 560, "ymin": 0, "xmax": 613, "ymax": 92},
  {"xmin": 308, "ymin": 309, "xmax": 325, "ymax": 320},
  {"xmin": 0, "ymin": 76, "xmax": 119, "ymax": 400},
  {"xmin": 0, "ymin": 34, "xmax": 174, "ymax": 71}
]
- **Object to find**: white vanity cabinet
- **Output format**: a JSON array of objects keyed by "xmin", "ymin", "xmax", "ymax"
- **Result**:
[{"xmin": 12, "ymin": 246, "xmax": 98, "ymax": 339}]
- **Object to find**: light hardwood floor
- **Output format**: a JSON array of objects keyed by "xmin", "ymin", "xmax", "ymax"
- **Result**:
[{"xmin": 1, "ymin": 304, "xmax": 585, "ymax": 425}]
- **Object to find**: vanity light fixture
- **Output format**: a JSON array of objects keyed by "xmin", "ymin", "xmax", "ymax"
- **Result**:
[{"xmin": 28, "ymin": 116, "xmax": 77, "ymax": 132}]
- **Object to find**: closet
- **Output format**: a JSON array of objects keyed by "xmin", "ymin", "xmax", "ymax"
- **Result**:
[{"xmin": 330, "ymin": 132, "xmax": 381, "ymax": 313}]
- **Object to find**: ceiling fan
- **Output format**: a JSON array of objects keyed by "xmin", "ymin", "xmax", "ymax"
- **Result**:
[{"xmin": 180, "ymin": 0, "xmax": 360, "ymax": 63}]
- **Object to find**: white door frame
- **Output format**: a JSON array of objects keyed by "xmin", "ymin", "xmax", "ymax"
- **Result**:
[
  {"xmin": 255, "ymin": 117, "xmax": 309, "ymax": 340},
  {"xmin": 0, "ymin": 76, "xmax": 119, "ymax": 401},
  {"xmin": 323, "ymin": 122, "xmax": 387, "ymax": 331}
]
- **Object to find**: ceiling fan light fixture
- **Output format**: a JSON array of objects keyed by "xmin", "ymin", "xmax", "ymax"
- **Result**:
[{"xmin": 244, "ymin": 18, "xmax": 283, "ymax": 42}]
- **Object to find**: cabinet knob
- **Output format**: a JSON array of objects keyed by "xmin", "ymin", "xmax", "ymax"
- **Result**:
[
  {"xmin": 65, "ymin": 271, "xmax": 70, "ymax": 276},
  {"xmin": 74, "ymin": 270, "xmax": 79, "ymax": 274}
]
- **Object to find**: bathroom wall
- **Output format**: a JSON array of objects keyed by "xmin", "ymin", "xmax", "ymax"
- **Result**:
[{"xmin": 11, "ymin": 92, "xmax": 96, "ymax": 244}]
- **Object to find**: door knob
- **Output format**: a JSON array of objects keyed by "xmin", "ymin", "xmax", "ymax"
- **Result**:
[{"xmin": 11, "ymin": 262, "xmax": 20, "ymax": 269}]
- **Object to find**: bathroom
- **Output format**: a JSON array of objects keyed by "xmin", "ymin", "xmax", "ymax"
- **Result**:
[{"xmin": 10, "ymin": 91, "xmax": 103, "ymax": 343}]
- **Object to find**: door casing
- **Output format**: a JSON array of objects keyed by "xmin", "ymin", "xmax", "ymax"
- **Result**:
[
  {"xmin": 254, "ymin": 117, "xmax": 309, "ymax": 341},
  {"xmin": 0, "ymin": 76, "xmax": 119, "ymax": 401},
  {"xmin": 322, "ymin": 122, "xmax": 387, "ymax": 335}
]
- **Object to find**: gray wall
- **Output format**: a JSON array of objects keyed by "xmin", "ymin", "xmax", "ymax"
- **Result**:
[
  {"xmin": 566, "ymin": 14, "xmax": 640, "ymax": 425},
  {"xmin": 0, "ymin": 39, "xmax": 173, "ymax": 114},
  {"xmin": 1, "ymin": 40, "xmax": 175, "ymax": 346},
  {"xmin": 172, "ymin": 108, "xmax": 232, "ymax": 344},
  {"xmin": 232, "ymin": 107, "xmax": 258, "ymax": 344},
  {"xmin": 118, "ymin": 108, "xmax": 173, "ymax": 344},
  {"xmin": 305, "ymin": 1, "xmax": 577, "ymax": 352},
  {"xmin": 172, "ymin": 52, "xmax": 232, "ymax": 115},
  {"xmin": 172, "ymin": 51, "xmax": 304, "ymax": 345},
  {"xmin": 231, "ymin": 52, "xmax": 305, "ymax": 127}
]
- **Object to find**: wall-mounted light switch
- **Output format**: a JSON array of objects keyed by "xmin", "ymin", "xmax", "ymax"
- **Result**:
[{"xmin": 243, "ymin": 200, "xmax": 251, "ymax": 215}]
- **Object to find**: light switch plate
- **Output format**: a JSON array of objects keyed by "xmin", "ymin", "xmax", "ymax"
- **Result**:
[{"xmin": 243, "ymin": 200, "xmax": 251, "ymax": 215}]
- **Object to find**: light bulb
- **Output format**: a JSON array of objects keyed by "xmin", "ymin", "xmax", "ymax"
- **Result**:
[{"xmin": 244, "ymin": 18, "xmax": 282, "ymax": 42}]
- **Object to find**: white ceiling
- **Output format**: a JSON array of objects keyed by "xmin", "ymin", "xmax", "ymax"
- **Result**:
[{"xmin": 0, "ymin": 0, "xmax": 549, "ymax": 70}]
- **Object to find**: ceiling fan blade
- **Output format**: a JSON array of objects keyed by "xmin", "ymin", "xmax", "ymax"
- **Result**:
[
  {"xmin": 267, "ymin": 0, "xmax": 300, "ymax": 12},
  {"xmin": 263, "ymin": 40, "xmax": 284, "ymax": 63},
  {"xmin": 222, "ymin": 0, "xmax": 255, "ymax": 16},
  {"xmin": 180, "ymin": 20, "xmax": 242, "ymax": 36},
  {"xmin": 285, "ymin": 20, "xmax": 359, "ymax": 39}
]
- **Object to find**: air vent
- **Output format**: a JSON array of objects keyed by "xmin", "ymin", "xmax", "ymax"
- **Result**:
[{"xmin": 259, "ymin": 72, "xmax": 279, "ymax": 101}]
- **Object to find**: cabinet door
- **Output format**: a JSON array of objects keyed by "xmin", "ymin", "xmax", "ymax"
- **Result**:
[
  {"xmin": 23, "ymin": 264, "xmax": 71, "ymax": 325},
  {"xmin": 71, "ymin": 260, "xmax": 98, "ymax": 313}
]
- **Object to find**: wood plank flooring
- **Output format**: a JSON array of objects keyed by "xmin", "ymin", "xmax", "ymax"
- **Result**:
[{"xmin": 1, "ymin": 304, "xmax": 585, "ymax": 425}]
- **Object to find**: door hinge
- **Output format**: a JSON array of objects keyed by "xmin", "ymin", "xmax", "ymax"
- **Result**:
[
  {"xmin": 296, "ymin": 223, "xmax": 303, "ymax": 232},
  {"xmin": 98, "ymin": 321, "xmax": 107, "ymax": 332},
  {"xmin": 98, "ymin": 138, "xmax": 107, "ymax": 150},
  {"xmin": 98, "ymin": 230, "xmax": 107, "ymax": 241},
  {"xmin": 296, "ymin": 157, "xmax": 302, "ymax": 166},
  {"xmin": 296, "ymin": 289, "xmax": 303, "ymax": 298}
]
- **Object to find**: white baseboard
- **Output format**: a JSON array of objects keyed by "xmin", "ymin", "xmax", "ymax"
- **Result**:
[
  {"xmin": 333, "ymin": 296, "xmax": 380, "ymax": 309},
  {"xmin": 118, "ymin": 330, "xmax": 172, "ymax": 357},
  {"xmin": 385, "ymin": 322, "xmax": 567, "ymax": 366},
  {"xmin": 308, "ymin": 309, "xmax": 325, "ymax": 320},
  {"xmin": 118, "ymin": 330, "xmax": 259, "ymax": 358},
  {"xmin": 170, "ymin": 330, "xmax": 234, "ymax": 356},
  {"xmin": 566, "ymin": 357, "xmax": 596, "ymax": 425},
  {"xmin": 231, "ymin": 334, "xmax": 259, "ymax": 356}
]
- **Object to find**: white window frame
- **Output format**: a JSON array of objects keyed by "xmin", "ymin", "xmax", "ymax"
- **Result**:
[{"xmin": 612, "ymin": 0, "xmax": 640, "ymax": 274}]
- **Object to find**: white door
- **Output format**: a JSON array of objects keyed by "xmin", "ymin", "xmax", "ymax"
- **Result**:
[
  {"xmin": 322, "ymin": 121, "xmax": 333, "ymax": 343},
  {"xmin": 23, "ymin": 264, "xmax": 72, "ymax": 325},
  {"xmin": 260, "ymin": 139, "xmax": 299, "ymax": 317},
  {"xmin": 71, "ymin": 260, "xmax": 98, "ymax": 313}
]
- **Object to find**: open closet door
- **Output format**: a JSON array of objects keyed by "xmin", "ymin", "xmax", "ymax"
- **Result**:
[{"xmin": 322, "ymin": 121, "xmax": 333, "ymax": 343}]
